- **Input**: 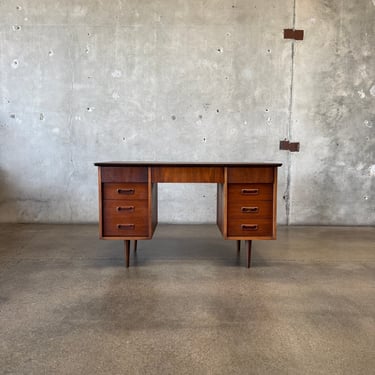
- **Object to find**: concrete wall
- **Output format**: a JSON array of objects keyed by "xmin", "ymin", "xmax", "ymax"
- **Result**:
[
  {"xmin": 291, "ymin": 0, "xmax": 375, "ymax": 224},
  {"xmin": 0, "ymin": 0, "xmax": 374, "ymax": 225}
]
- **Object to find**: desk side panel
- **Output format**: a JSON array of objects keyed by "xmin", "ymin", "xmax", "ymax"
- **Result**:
[
  {"xmin": 216, "ymin": 167, "xmax": 228, "ymax": 238},
  {"xmin": 217, "ymin": 183, "xmax": 225, "ymax": 236},
  {"xmin": 98, "ymin": 167, "xmax": 103, "ymax": 238},
  {"xmin": 272, "ymin": 167, "xmax": 278, "ymax": 239},
  {"xmin": 151, "ymin": 183, "xmax": 158, "ymax": 235},
  {"xmin": 148, "ymin": 167, "xmax": 158, "ymax": 236}
]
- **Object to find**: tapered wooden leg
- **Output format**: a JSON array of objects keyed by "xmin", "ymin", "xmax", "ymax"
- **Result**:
[
  {"xmin": 124, "ymin": 240, "xmax": 130, "ymax": 268},
  {"xmin": 237, "ymin": 240, "xmax": 241, "ymax": 254},
  {"xmin": 134, "ymin": 240, "xmax": 138, "ymax": 253},
  {"xmin": 246, "ymin": 240, "xmax": 252, "ymax": 268}
]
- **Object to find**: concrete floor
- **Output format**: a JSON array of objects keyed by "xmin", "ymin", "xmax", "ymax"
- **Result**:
[{"xmin": 0, "ymin": 224, "xmax": 374, "ymax": 375}]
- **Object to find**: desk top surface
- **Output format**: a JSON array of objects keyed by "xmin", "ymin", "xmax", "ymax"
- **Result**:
[{"xmin": 95, "ymin": 161, "xmax": 282, "ymax": 167}]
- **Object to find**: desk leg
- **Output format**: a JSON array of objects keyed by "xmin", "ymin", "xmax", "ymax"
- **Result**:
[
  {"xmin": 237, "ymin": 240, "xmax": 241, "ymax": 254},
  {"xmin": 124, "ymin": 240, "xmax": 130, "ymax": 268},
  {"xmin": 246, "ymin": 240, "xmax": 252, "ymax": 268},
  {"xmin": 134, "ymin": 240, "xmax": 138, "ymax": 253}
]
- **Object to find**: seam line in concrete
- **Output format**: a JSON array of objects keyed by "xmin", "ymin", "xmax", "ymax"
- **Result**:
[{"xmin": 285, "ymin": 0, "xmax": 297, "ymax": 226}]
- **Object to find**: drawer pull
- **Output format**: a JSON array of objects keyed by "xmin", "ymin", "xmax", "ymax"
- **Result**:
[
  {"xmin": 116, "ymin": 206, "xmax": 135, "ymax": 212},
  {"xmin": 241, "ymin": 188, "xmax": 259, "ymax": 195},
  {"xmin": 117, "ymin": 188, "xmax": 135, "ymax": 195},
  {"xmin": 241, "ymin": 224, "xmax": 258, "ymax": 231},
  {"xmin": 241, "ymin": 207, "xmax": 259, "ymax": 213},
  {"xmin": 117, "ymin": 224, "xmax": 135, "ymax": 230}
]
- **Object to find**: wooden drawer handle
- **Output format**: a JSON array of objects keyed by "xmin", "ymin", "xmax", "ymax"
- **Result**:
[
  {"xmin": 241, "ymin": 207, "xmax": 259, "ymax": 213},
  {"xmin": 117, "ymin": 224, "xmax": 135, "ymax": 230},
  {"xmin": 241, "ymin": 224, "xmax": 258, "ymax": 231},
  {"xmin": 116, "ymin": 206, "xmax": 135, "ymax": 212},
  {"xmin": 117, "ymin": 188, "xmax": 135, "ymax": 195},
  {"xmin": 241, "ymin": 189, "xmax": 259, "ymax": 195}
]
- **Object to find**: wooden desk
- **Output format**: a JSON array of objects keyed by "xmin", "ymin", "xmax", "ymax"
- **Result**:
[{"xmin": 94, "ymin": 162, "xmax": 282, "ymax": 268}]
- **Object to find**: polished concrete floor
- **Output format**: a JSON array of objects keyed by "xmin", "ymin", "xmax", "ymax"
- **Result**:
[{"xmin": 0, "ymin": 224, "xmax": 374, "ymax": 375}]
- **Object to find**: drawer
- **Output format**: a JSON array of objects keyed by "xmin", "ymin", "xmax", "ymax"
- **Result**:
[
  {"xmin": 228, "ymin": 184, "xmax": 273, "ymax": 201},
  {"xmin": 227, "ymin": 167, "xmax": 274, "ymax": 183},
  {"xmin": 102, "ymin": 183, "xmax": 148, "ymax": 200},
  {"xmin": 227, "ymin": 219, "xmax": 273, "ymax": 237},
  {"xmin": 101, "ymin": 167, "xmax": 148, "ymax": 182},
  {"xmin": 152, "ymin": 166, "xmax": 224, "ymax": 183},
  {"xmin": 103, "ymin": 200, "xmax": 148, "ymax": 220},
  {"xmin": 102, "ymin": 210, "xmax": 148, "ymax": 237},
  {"xmin": 228, "ymin": 201, "xmax": 273, "ymax": 219}
]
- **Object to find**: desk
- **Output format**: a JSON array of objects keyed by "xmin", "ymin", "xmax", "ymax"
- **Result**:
[{"xmin": 94, "ymin": 162, "xmax": 282, "ymax": 268}]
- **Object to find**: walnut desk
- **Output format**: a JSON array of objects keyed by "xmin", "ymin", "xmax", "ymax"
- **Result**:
[{"xmin": 94, "ymin": 162, "xmax": 282, "ymax": 268}]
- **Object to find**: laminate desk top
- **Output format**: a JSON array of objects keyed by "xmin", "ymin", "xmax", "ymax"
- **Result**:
[{"xmin": 95, "ymin": 161, "xmax": 282, "ymax": 167}]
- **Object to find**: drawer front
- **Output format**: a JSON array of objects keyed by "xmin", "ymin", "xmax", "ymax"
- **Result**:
[
  {"xmin": 102, "ymin": 215, "xmax": 148, "ymax": 237},
  {"xmin": 103, "ymin": 200, "xmax": 148, "ymax": 220},
  {"xmin": 227, "ymin": 219, "xmax": 273, "ymax": 237},
  {"xmin": 228, "ymin": 184, "xmax": 273, "ymax": 201},
  {"xmin": 152, "ymin": 166, "xmax": 224, "ymax": 183},
  {"xmin": 228, "ymin": 201, "xmax": 273, "ymax": 220},
  {"xmin": 103, "ymin": 183, "xmax": 148, "ymax": 200},
  {"xmin": 227, "ymin": 167, "xmax": 274, "ymax": 183},
  {"xmin": 101, "ymin": 167, "xmax": 148, "ymax": 182}
]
